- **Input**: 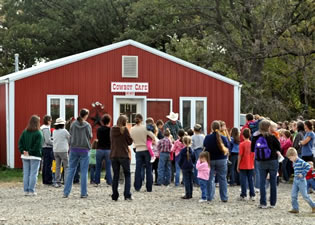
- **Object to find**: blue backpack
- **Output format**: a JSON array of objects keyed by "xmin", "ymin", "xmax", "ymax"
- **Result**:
[
  {"xmin": 249, "ymin": 120, "xmax": 261, "ymax": 135},
  {"xmin": 254, "ymin": 136, "xmax": 271, "ymax": 160}
]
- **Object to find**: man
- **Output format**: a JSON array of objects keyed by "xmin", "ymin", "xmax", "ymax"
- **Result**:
[
  {"xmin": 163, "ymin": 112, "xmax": 183, "ymax": 141},
  {"xmin": 240, "ymin": 113, "xmax": 255, "ymax": 143}
]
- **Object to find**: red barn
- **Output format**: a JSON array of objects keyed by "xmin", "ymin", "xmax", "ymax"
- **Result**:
[{"xmin": 0, "ymin": 40, "xmax": 241, "ymax": 168}]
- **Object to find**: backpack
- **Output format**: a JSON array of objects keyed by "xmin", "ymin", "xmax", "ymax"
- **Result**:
[
  {"xmin": 254, "ymin": 136, "xmax": 271, "ymax": 160},
  {"xmin": 249, "ymin": 120, "xmax": 261, "ymax": 135}
]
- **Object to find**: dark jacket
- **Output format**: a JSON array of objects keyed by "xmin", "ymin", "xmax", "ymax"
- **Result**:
[
  {"xmin": 203, "ymin": 132, "xmax": 229, "ymax": 160},
  {"xmin": 178, "ymin": 147, "xmax": 196, "ymax": 170},
  {"xmin": 97, "ymin": 126, "xmax": 111, "ymax": 149},
  {"xmin": 110, "ymin": 126, "xmax": 133, "ymax": 159},
  {"xmin": 293, "ymin": 131, "xmax": 305, "ymax": 155},
  {"xmin": 251, "ymin": 133, "xmax": 280, "ymax": 161}
]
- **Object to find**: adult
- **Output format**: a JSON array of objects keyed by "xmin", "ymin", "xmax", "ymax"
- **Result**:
[
  {"xmin": 163, "ymin": 112, "xmax": 183, "ymax": 141},
  {"xmin": 292, "ymin": 121, "xmax": 305, "ymax": 157},
  {"xmin": 41, "ymin": 115, "xmax": 54, "ymax": 185},
  {"xmin": 95, "ymin": 114, "xmax": 112, "ymax": 186},
  {"xmin": 240, "ymin": 113, "xmax": 254, "ymax": 142},
  {"xmin": 110, "ymin": 115, "xmax": 133, "ymax": 200},
  {"xmin": 63, "ymin": 108, "xmax": 92, "ymax": 198},
  {"xmin": 251, "ymin": 120, "xmax": 281, "ymax": 209},
  {"xmin": 300, "ymin": 120, "xmax": 314, "ymax": 162},
  {"xmin": 18, "ymin": 115, "xmax": 43, "ymax": 196},
  {"xmin": 203, "ymin": 121, "xmax": 229, "ymax": 202},
  {"xmin": 130, "ymin": 114, "xmax": 155, "ymax": 192},
  {"xmin": 52, "ymin": 118, "xmax": 70, "ymax": 188}
]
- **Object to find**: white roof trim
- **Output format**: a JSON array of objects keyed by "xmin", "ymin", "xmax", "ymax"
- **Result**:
[{"xmin": 0, "ymin": 40, "xmax": 240, "ymax": 86}]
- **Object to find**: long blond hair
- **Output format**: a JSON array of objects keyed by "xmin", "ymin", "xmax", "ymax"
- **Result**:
[
  {"xmin": 211, "ymin": 121, "xmax": 228, "ymax": 155},
  {"xmin": 183, "ymin": 136, "xmax": 192, "ymax": 160}
]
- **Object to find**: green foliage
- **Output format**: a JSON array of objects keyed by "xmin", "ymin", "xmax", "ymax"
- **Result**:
[{"xmin": 0, "ymin": 165, "xmax": 23, "ymax": 182}]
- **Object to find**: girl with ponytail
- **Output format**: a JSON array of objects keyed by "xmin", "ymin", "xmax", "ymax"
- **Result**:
[
  {"xmin": 203, "ymin": 120, "xmax": 229, "ymax": 202},
  {"xmin": 178, "ymin": 136, "xmax": 196, "ymax": 199}
]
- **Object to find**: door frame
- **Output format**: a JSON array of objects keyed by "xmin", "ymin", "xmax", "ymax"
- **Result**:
[{"xmin": 113, "ymin": 95, "xmax": 147, "ymax": 125}]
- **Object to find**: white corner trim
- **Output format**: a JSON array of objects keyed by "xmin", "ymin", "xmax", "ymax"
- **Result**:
[
  {"xmin": 234, "ymin": 85, "xmax": 241, "ymax": 128},
  {"xmin": 147, "ymin": 98, "xmax": 173, "ymax": 113},
  {"xmin": 0, "ymin": 40, "xmax": 240, "ymax": 88},
  {"xmin": 8, "ymin": 81, "xmax": 15, "ymax": 168},
  {"xmin": 5, "ymin": 82, "xmax": 10, "ymax": 167}
]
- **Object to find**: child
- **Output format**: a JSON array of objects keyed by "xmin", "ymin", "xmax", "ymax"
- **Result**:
[
  {"xmin": 306, "ymin": 161, "xmax": 315, "ymax": 194},
  {"xmin": 178, "ymin": 136, "xmax": 196, "ymax": 199},
  {"xmin": 196, "ymin": 151, "xmax": 210, "ymax": 202},
  {"xmin": 286, "ymin": 147, "xmax": 315, "ymax": 213},
  {"xmin": 146, "ymin": 118, "xmax": 156, "ymax": 163},
  {"xmin": 192, "ymin": 124, "xmax": 205, "ymax": 186},
  {"xmin": 281, "ymin": 130, "xmax": 293, "ymax": 182},
  {"xmin": 171, "ymin": 129, "xmax": 186, "ymax": 186},
  {"xmin": 156, "ymin": 129, "xmax": 172, "ymax": 186},
  {"xmin": 229, "ymin": 127, "xmax": 240, "ymax": 186},
  {"xmin": 237, "ymin": 128, "xmax": 255, "ymax": 201},
  {"xmin": 152, "ymin": 124, "xmax": 160, "ymax": 184},
  {"xmin": 89, "ymin": 140, "xmax": 97, "ymax": 185},
  {"xmin": 156, "ymin": 120, "xmax": 164, "ymax": 140}
]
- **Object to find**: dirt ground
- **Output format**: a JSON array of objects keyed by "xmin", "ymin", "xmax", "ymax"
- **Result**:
[{"xmin": 0, "ymin": 180, "xmax": 314, "ymax": 225}]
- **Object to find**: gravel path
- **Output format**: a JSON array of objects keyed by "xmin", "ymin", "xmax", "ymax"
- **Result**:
[{"xmin": 0, "ymin": 180, "xmax": 314, "ymax": 225}]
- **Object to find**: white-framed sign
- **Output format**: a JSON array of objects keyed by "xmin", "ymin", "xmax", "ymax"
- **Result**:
[{"xmin": 111, "ymin": 82, "xmax": 149, "ymax": 93}]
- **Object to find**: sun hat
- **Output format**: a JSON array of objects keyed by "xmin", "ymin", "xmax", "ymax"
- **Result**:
[
  {"xmin": 166, "ymin": 112, "xmax": 178, "ymax": 121},
  {"xmin": 54, "ymin": 118, "xmax": 66, "ymax": 125}
]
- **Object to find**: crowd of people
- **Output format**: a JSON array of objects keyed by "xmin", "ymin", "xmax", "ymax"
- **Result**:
[{"xmin": 18, "ymin": 110, "xmax": 315, "ymax": 213}]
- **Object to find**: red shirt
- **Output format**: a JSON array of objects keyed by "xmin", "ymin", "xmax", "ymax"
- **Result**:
[
  {"xmin": 240, "ymin": 120, "xmax": 254, "ymax": 142},
  {"xmin": 306, "ymin": 168, "xmax": 315, "ymax": 180},
  {"xmin": 239, "ymin": 140, "xmax": 255, "ymax": 170}
]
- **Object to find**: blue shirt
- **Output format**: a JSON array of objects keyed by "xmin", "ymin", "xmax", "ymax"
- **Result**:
[
  {"xmin": 302, "ymin": 131, "xmax": 315, "ymax": 157},
  {"xmin": 203, "ymin": 132, "xmax": 229, "ymax": 160},
  {"xmin": 229, "ymin": 137, "xmax": 239, "ymax": 154},
  {"xmin": 293, "ymin": 158, "xmax": 311, "ymax": 178}
]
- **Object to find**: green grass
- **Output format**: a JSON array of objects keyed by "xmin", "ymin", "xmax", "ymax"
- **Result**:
[{"xmin": 0, "ymin": 166, "xmax": 23, "ymax": 183}]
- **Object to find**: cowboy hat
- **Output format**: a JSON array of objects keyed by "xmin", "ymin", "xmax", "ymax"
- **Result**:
[
  {"xmin": 54, "ymin": 118, "xmax": 66, "ymax": 125},
  {"xmin": 166, "ymin": 112, "xmax": 178, "ymax": 121}
]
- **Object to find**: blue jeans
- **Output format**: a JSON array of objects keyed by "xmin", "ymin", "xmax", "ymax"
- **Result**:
[
  {"xmin": 207, "ymin": 159, "xmax": 228, "ymax": 201},
  {"xmin": 199, "ymin": 178, "xmax": 208, "ymax": 200},
  {"xmin": 64, "ymin": 150, "xmax": 90, "ymax": 197},
  {"xmin": 291, "ymin": 177, "xmax": 315, "ymax": 210},
  {"xmin": 175, "ymin": 156, "xmax": 181, "ymax": 186},
  {"xmin": 95, "ymin": 149, "xmax": 112, "ymax": 185},
  {"xmin": 111, "ymin": 158, "xmax": 131, "ymax": 200},
  {"xmin": 134, "ymin": 151, "xmax": 153, "ymax": 192},
  {"xmin": 229, "ymin": 154, "xmax": 239, "ymax": 185},
  {"xmin": 157, "ymin": 152, "xmax": 171, "ymax": 185},
  {"xmin": 182, "ymin": 169, "xmax": 193, "ymax": 197},
  {"xmin": 22, "ymin": 159, "xmax": 40, "ymax": 193},
  {"xmin": 240, "ymin": 169, "xmax": 255, "ymax": 198},
  {"xmin": 193, "ymin": 148, "xmax": 203, "ymax": 185},
  {"xmin": 254, "ymin": 160, "xmax": 260, "ymax": 189},
  {"xmin": 42, "ymin": 147, "xmax": 54, "ymax": 184},
  {"xmin": 307, "ymin": 179, "xmax": 315, "ymax": 191},
  {"xmin": 89, "ymin": 165, "xmax": 96, "ymax": 183},
  {"xmin": 257, "ymin": 160, "xmax": 278, "ymax": 206}
]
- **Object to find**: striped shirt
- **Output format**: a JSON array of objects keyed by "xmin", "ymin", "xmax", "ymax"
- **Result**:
[
  {"xmin": 293, "ymin": 158, "xmax": 311, "ymax": 178},
  {"xmin": 157, "ymin": 137, "xmax": 172, "ymax": 153}
]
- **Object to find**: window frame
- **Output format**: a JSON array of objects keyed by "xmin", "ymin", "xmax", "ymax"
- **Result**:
[
  {"xmin": 47, "ymin": 95, "xmax": 78, "ymax": 121},
  {"xmin": 179, "ymin": 97, "xmax": 207, "ymax": 133}
]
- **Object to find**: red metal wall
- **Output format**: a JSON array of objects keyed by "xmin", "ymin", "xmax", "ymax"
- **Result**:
[
  {"xmin": 14, "ymin": 45, "xmax": 234, "ymax": 168},
  {"xmin": 0, "ymin": 84, "xmax": 6, "ymax": 166}
]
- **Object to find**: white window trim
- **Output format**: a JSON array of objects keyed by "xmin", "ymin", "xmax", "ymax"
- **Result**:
[
  {"xmin": 147, "ymin": 98, "xmax": 173, "ymax": 113},
  {"xmin": 113, "ymin": 95, "xmax": 147, "ymax": 125},
  {"xmin": 179, "ymin": 97, "xmax": 207, "ymax": 133},
  {"xmin": 122, "ymin": 55, "xmax": 138, "ymax": 78},
  {"xmin": 47, "ymin": 95, "xmax": 78, "ymax": 120}
]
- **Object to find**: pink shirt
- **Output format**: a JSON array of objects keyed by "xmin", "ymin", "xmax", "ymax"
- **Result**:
[
  {"xmin": 172, "ymin": 140, "xmax": 185, "ymax": 156},
  {"xmin": 196, "ymin": 160, "xmax": 210, "ymax": 180}
]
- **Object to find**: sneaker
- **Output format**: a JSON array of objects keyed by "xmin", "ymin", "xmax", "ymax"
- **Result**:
[
  {"xmin": 24, "ymin": 192, "xmax": 29, "ymax": 196},
  {"xmin": 222, "ymin": 200, "xmax": 228, "ymax": 203},
  {"xmin": 181, "ymin": 195, "xmax": 192, "ymax": 199},
  {"xmin": 199, "ymin": 199, "xmax": 207, "ymax": 203},
  {"xmin": 54, "ymin": 183, "xmax": 61, "ymax": 188},
  {"xmin": 80, "ymin": 194, "xmax": 88, "ymax": 198},
  {"xmin": 250, "ymin": 196, "xmax": 255, "ymax": 201},
  {"xmin": 255, "ymin": 188, "xmax": 260, "ymax": 193},
  {"xmin": 288, "ymin": 209, "xmax": 299, "ymax": 213},
  {"xmin": 125, "ymin": 196, "xmax": 134, "ymax": 201},
  {"xmin": 63, "ymin": 195, "xmax": 68, "ymax": 198},
  {"xmin": 269, "ymin": 205, "xmax": 276, "ymax": 209},
  {"xmin": 238, "ymin": 196, "xmax": 246, "ymax": 201},
  {"xmin": 150, "ymin": 156, "xmax": 156, "ymax": 163},
  {"xmin": 29, "ymin": 192, "xmax": 37, "ymax": 196},
  {"xmin": 258, "ymin": 205, "xmax": 267, "ymax": 209},
  {"xmin": 94, "ymin": 183, "xmax": 99, "ymax": 187}
]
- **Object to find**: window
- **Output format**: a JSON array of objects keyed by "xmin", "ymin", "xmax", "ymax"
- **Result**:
[
  {"xmin": 122, "ymin": 56, "xmax": 138, "ymax": 78},
  {"xmin": 47, "ymin": 95, "xmax": 78, "ymax": 123},
  {"xmin": 120, "ymin": 103, "xmax": 137, "ymax": 125},
  {"xmin": 180, "ymin": 97, "xmax": 207, "ymax": 133}
]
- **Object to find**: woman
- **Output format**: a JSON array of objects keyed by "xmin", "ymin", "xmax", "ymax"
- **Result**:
[
  {"xmin": 63, "ymin": 108, "xmax": 92, "ymax": 198},
  {"xmin": 300, "ymin": 120, "xmax": 314, "ymax": 162},
  {"xmin": 293, "ymin": 121, "xmax": 305, "ymax": 157},
  {"xmin": 251, "ymin": 120, "xmax": 281, "ymax": 209},
  {"xmin": 41, "ymin": 115, "xmax": 54, "ymax": 185},
  {"xmin": 18, "ymin": 115, "xmax": 43, "ymax": 196},
  {"xmin": 110, "ymin": 115, "xmax": 133, "ymax": 201},
  {"xmin": 203, "ymin": 120, "xmax": 229, "ymax": 202},
  {"xmin": 95, "ymin": 114, "xmax": 112, "ymax": 186},
  {"xmin": 130, "ymin": 114, "xmax": 155, "ymax": 192}
]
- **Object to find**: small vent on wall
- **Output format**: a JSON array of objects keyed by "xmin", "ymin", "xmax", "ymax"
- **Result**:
[{"xmin": 122, "ymin": 56, "xmax": 138, "ymax": 78}]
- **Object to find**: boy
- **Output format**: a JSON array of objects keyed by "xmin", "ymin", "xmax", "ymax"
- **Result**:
[
  {"xmin": 156, "ymin": 129, "xmax": 172, "ymax": 186},
  {"xmin": 306, "ymin": 161, "xmax": 315, "ymax": 194},
  {"xmin": 286, "ymin": 147, "xmax": 315, "ymax": 213},
  {"xmin": 237, "ymin": 128, "xmax": 255, "ymax": 201}
]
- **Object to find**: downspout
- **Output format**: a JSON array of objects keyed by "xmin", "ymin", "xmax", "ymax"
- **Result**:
[{"xmin": 4, "ymin": 79, "xmax": 10, "ymax": 167}]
